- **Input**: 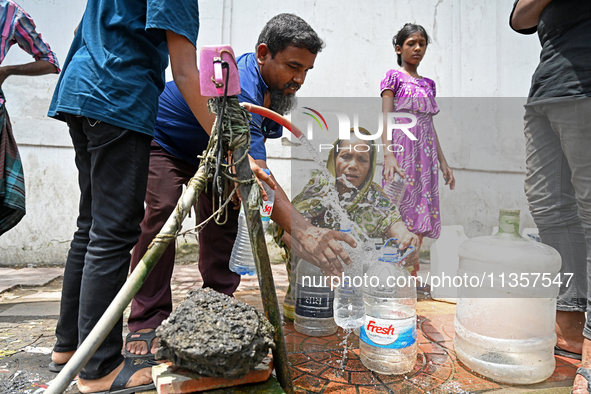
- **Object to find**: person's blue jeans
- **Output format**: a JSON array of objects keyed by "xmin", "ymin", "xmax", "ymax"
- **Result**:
[
  {"xmin": 53, "ymin": 114, "xmax": 151, "ymax": 380},
  {"xmin": 524, "ymin": 97, "xmax": 591, "ymax": 338}
]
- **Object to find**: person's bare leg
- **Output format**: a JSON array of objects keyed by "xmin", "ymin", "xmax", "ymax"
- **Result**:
[
  {"xmin": 556, "ymin": 310, "xmax": 585, "ymax": 354},
  {"xmin": 77, "ymin": 360, "xmax": 152, "ymax": 393},
  {"xmin": 125, "ymin": 328, "xmax": 159, "ymax": 356},
  {"xmin": 51, "ymin": 350, "xmax": 75, "ymax": 364}
]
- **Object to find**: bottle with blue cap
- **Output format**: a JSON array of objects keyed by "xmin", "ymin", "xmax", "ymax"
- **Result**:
[
  {"xmin": 259, "ymin": 168, "xmax": 274, "ymax": 231},
  {"xmin": 360, "ymin": 238, "xmax": 417, "ymax": 375},
  {"xmin": 228, "ymin": 169, "xmax": 275, "ymax": 276},
  {"xmin": 333, "ymin": 220, "xmax": 366, "ymax": 329}
]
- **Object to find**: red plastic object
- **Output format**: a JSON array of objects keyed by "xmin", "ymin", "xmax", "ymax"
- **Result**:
[{"xmin": 199, "ymin": 45, "xmax": 241, "ymax": 97}]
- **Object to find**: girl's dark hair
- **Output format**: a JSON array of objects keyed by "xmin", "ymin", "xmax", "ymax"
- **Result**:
[
  {"xmin": 392, "ymin": 23, "xmax": 431, "ymax": 66},
  {"xmin": 256, "ymin": 13, "xmax": 325, "ymax": 57}
]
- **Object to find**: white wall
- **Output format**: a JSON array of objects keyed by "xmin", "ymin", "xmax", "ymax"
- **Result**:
[{"xmin": 0, "ymin": 0, "xmax": 542, "ymax": 265}]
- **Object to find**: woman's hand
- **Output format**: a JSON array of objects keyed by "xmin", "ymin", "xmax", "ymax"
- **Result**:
[
  {"xmin": 383, "ymin": 154, "xmax": 405, "ymax": 181},
  {"xmin": 388, "ymin": 221, "xmax": 421, "ymax": 267},
  {"xmin": 440, "ymin": 162, "xmax": 455, "ymax": 190},
  {"xmin": 397, "ymin": 231, "xmax": 421, "ymax": 267},
  {"xmin": 291, "ymin": 226, "xmax": 357, "ymax": 276}
]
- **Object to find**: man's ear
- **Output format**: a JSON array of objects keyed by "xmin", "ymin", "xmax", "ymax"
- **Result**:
[{"xmin": 256, "ymin": 43, "xmax": 270, "ymax": 65}]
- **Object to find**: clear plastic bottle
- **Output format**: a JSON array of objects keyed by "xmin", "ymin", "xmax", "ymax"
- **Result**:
[
  {"xmin": 260, "ymin": 169, "xmax": 274, "ymax": 232},
  {"xmin": 355, "ymin": 238, "xmax": 383, "ymax": 336},
  {"xmin": 229, "ymin": 170, "xmax": 275, "ymax": 276},
  {"xmin": 383, "ymin": 173, "xmax": 408, "ymax": 207},
  {"xmin": 454, "ymin": 210, "xmax": 561, "ymax": 384},
  {"xmin": 333, "ymin": 221, "xmax": 366, "ymax": 329},
  {"xmin": 360, "ymin": 239, "xmax": 417, "ymax": 375},
  {"xmin": 228, "ymin": 208, "xmax": 257, "ymax": 276},
  {"xmin": 294, "ymin": 256, "xmax": 337, "ymax": 336}
]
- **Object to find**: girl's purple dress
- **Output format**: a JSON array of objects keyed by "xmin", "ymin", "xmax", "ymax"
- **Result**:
[{"xmin": 380, "ymin": 69, "xmax": 441, "ymax": 239}]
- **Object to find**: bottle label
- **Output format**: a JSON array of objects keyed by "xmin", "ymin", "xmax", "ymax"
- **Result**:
[
  {"xmin": 261, "ymin": 202, "xmax": 273, "ymax": 217},
  {"xmin": 360, "ymin": 315, "xmax": 416, "ymax": 349},
  {"xmin": 295, "ymin": 284, "xmax": 334, "ymax": 318}
]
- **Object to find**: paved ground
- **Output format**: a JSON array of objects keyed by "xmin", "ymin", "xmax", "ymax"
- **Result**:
[{"xmin": 0, "ymin": 262, "xmax": 580, "ymax": 394}]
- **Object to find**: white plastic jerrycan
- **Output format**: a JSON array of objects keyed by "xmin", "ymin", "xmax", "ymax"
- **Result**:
[
  {"xmin": 454, "ymin": 210, "xmax": 561, "ymax": 384},
  {"xmin": 430, "ymin": 225, "xmax": 468, "ymax": 303}
]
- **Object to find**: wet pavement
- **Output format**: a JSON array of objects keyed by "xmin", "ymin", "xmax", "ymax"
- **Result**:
[{"xmin": 0, "ymin": 261, "xmax": 580, "ymax": 393}]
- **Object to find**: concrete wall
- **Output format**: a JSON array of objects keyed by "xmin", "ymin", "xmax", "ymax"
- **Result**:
[{"xmin": 0, "ymin": 0, "xmax": 542, "ymax": 265}]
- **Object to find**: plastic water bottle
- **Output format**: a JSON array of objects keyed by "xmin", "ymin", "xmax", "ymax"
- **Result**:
[
  {"xmin": 360, "ymin": 239, "xmax": 417, "ymax": 375},
  {"xmin": 228, "ymin": 170, "xmax": 274, "ymax": 276},
  {"xmin": 383, "ymin": 173, "xmax": 407, "ymax": 207},
  {"xmin": 260, "ymin": 169, "xmax": 274, "ymax": 232},
  {"xmin": 333, "ymin": 221, "xmax": 366, "ymax": 329},
  {"xmin": 354, "ymin": 239, "xmax": 383, "ymax": 336},
  {"xmin": 228, "ymin": 208, "xmax": 257, "ymax": 276},
  {"xmin": 294, "ymin": 256, "xmax": 337, "ymax": 336},
  {"xmin": 362, "ymin": 238, "xmax": 383, "ymax": 275},
  {"xmin": 454, "ymin": 210, "xmax": 560, "ymax": 384}
]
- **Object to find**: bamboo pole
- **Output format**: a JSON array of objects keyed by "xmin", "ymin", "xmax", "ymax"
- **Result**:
[
  {"xmin": 46, "ymin": 151, "xmax": 215, "ymax": 394},
  {"xmin": 233, "ymin": 145, "xmax": 294, "ymax": 394}
]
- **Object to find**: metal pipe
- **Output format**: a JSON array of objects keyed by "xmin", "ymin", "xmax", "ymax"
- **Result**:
[{"xmin": 234, "ymin": 144, "xmax": 294, "ymax": 394}]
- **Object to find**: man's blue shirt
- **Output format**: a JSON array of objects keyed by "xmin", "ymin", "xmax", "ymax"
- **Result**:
[
  {"xmin": 47, "ymin": 0, "xmax": 199, "ymax": 136},
  {"xmin": 154, "ymin": 52, "xmax": 282, "ymax": 165}
]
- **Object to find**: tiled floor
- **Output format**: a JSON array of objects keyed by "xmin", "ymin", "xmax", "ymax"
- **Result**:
[
  {"xmin": 0, "ymin": 263, "xmax": 581, "ymax": 393},
  {"xmin": 283, "ymin": 296, "xmax": 580, "ymax": 393}
]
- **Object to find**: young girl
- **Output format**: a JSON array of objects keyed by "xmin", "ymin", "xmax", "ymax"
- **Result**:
[{"xmin": 380, "ymin": 23, "xmax": 455, "ymax": 246}]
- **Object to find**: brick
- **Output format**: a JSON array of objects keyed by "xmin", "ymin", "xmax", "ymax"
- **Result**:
[{"xmin": 152, "ymin": 358, "xmax": 273, "ymax": 393}]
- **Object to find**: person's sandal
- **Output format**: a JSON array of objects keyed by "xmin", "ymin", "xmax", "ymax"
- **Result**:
[
  {"xmin": 48, "ymin": 361, "xmax": 66, "ymax": 373},
  {"xmin": 93, "ymin": 358, "xmax": 156, "ymax": 394},
  {"xmin": 124, "ymin": 330, "xmax": 157, "ymax": 360},
  {"xmin": 572, "ymin": 367, "xmax": 591, "ymax": 394},
  {"xmin": 555, "ymin": 345, "xmax": 582, "ymax": 360}
]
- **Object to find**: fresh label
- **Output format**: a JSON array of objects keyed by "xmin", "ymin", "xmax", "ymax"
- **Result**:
[{"xmin": 360, "ymin": 315, "xmax": 416, "ymax": 349}]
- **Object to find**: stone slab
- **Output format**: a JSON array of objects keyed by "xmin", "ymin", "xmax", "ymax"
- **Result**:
[
  {"xmin": 0, "ymin": 268, "xmax": 63, "ymax": 292},
  {"xmin": 17, "ymin": 292, "xmax": 62, "ymax": 302},
  {"xmin": 0, "ymin": 301, "xmax": 60, "ymax": 317},
  {"xmin": 153, "ymin": 357, "xmax": 273, "ymax": 393}
]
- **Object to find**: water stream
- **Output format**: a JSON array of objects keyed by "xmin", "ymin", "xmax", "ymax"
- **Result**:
[{"xmin": 295, "ymin": 134, "xmax": 374, "ymax": 368}]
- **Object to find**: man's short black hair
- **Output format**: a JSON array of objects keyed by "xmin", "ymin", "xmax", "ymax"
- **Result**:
[{"xmin": 256, "ymin": 13, "xmax": 324, "ymax": 57}]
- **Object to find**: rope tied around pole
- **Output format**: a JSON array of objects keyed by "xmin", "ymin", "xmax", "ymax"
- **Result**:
[
  {"xmin": 149, "ymin": 96, "xmax": 255, "ymax": 247},
  {"xmin": 206, "ymin": 97, "xmax": 260, "ymax": 225}
]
